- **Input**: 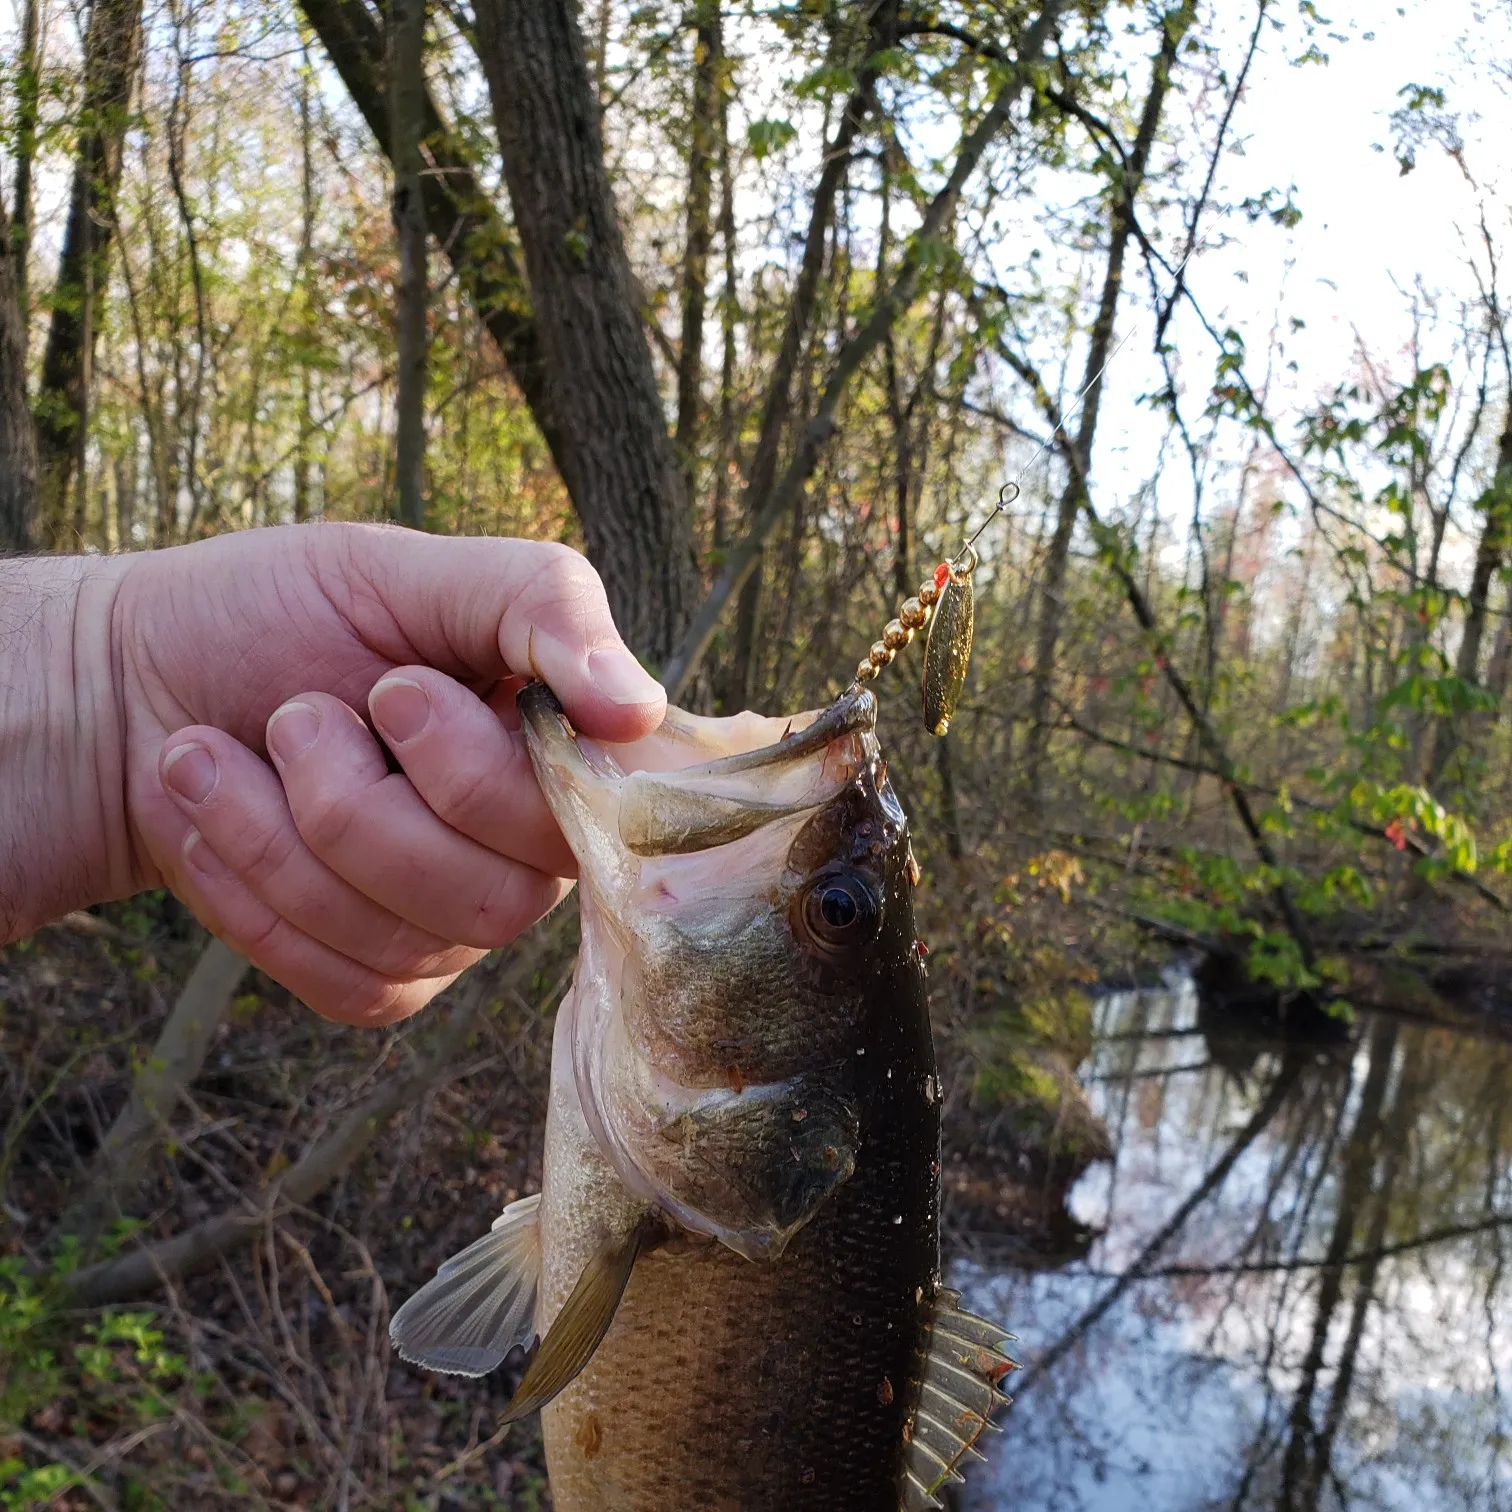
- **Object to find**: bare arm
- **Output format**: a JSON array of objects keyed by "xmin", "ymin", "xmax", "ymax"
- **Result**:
[{"xmin": 0, "ymin": 554, "xmax": 133, "ymax": 941}]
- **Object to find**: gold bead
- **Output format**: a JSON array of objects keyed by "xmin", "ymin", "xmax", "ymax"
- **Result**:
[
  {"xmin": 855, "ymin": 659, "xmax": 879, "ymax": 682},
  {"xmin": 883, "ymin": 619, "xmax": 912, "ymax": 651},
  {"xmin": 899, "ymin": 597, "xmax": 927, "ymax": 631},
  {"xmin": 918, "ymin": 579, "xmax": 941, "ymax": 607},
  {"xmin": 868, "ymin": 641, "xmax": 894, "ymax": 669}
]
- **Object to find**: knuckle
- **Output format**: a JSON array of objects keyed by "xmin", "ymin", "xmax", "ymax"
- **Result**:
[
  {"xmin": 228, "ymin": 820, "xmax": 302, "ymax": 891},
  {"xmin": 370, "ymin": 927, "xmax": 467, "ymax": 980},
  {"xmin": 327, "ymin": 974, "xmax": 420, "ymax": 1028},
  {"xmin": 233, "ymin": 907, "xmax": 291, "ymax": 965},
  {"xmin": 429, "ymin": 745, "xmax": 523, "ymax": 831},
  {"xmin": 515, "ymin": 545, "xmax": 605, "ymax": 621},
  {"xmin": 468, "ymin": 868, "xmax": 557, "ymax": 948},
  {"xmin": 295, "ymin": 786, "xmax": 364, "ymax": 857}
]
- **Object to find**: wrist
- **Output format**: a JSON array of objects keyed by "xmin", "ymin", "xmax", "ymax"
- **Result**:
[{"xmin": 0, "ymin": 553, "xmax": 137, "ymax": 943}]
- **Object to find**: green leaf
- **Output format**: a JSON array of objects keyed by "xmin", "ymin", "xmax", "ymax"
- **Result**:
[{"xmin": 746, "ymin": 118, "xmax": 797, "ymax": 161}]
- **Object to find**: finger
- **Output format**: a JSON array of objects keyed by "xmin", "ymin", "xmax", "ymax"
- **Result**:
[
  {"xmin": 156, "ymin": 726, "xmax": 486, "ymax": 980},
  {"xmin": 367, "ymin": 668, "xmax": 576, "ymax": 878},
  {"xmin": 168, "ymin": 826, "xmax": 464, "ymax": 1025},
  {"xmin": 267, "ymin": 692, "xmax": 572, "ymax": 947},
  {"xmin": 341, "ymin": 529, "xmax": 666, "ymax": 741}
]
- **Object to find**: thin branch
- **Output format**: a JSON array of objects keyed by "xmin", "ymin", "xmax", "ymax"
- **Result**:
[
  {"xmin": 63, "ymin": 949, "xmax": 525, "ymax": 1305},
  {"xmin": 661, "ymin": 0, "xmax": 1066, "ymax": 698}
]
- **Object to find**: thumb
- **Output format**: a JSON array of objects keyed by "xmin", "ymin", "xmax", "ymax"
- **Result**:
[{"xmin": 351, "ymin": 529, "xmax": 667, "ymax": 741}]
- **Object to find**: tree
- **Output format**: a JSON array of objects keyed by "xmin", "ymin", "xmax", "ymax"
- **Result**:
[
  {"xmin": 33, "ymin": 0, "xmax": 145, "ymax": 548},
  {"xmin": 1022, "ymin": 0, "xmax": 1197, "ymax": 797},
  {"xmin": 470, "ymin": 0, "xmax": 698, "ymax": 662},
  {"xmin": 390, "ymin": 0, "xmax": 427, "ymax": 530},
  {"xmin": 0, "ymin": 200, "xmax": 35, "ymax": 551}
]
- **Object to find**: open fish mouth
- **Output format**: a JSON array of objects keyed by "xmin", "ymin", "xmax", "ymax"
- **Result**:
[
  {"xmin": 518, "ymin": 680, "xmax": 877, "ymax": 859},
  {"xmin": 519, "ymin": 681, "xmax": 885, "ymax": 1261}
]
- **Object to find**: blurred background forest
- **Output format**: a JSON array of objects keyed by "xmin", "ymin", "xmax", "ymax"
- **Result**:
[{"xmin": 3, "ymin": 0, "xmax": 1512, "ymax": 1507}]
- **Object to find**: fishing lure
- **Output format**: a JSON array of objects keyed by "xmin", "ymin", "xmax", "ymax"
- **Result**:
[
  {"xmin": 850, "ymin": 313, "xmax": 1140, "ymax": 733},
  {"xmin": 852, "ymin": 488, "xmax": 1011, "ymax": 737}
]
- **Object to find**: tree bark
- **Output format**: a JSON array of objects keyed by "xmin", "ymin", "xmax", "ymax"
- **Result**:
[
  {"xmin": 297, "ymin": 0, "xmax": 562, "ymax": 480},
  {"xmin": 34, "ymin": 0, "xmax": 145, "ymax": 549},
  {"xmin": 1487, "ymin": 580, "xmax": 1512, "ymax": 718},
  {"xmin": 1427, "ymin": 414, "xmax": 1512, "ymax": 791},
  {"xmin": 1023, "ymin": 1, "xmax": 1195, "ymax": 796},
  {"xmin": 470, "ymin": 0, "xmax": 698, "ymax": 661},
  {"xmin": 0, "ymin": 200, "xmax": 36, "ymax": 552},
  {"xmin": 12, "ymin": 0, "xmax": 40, "ymax": 339},
  {"xmin": 675, "ymin": 3, "xmax": 721, "ymax": 508},
  {"xmin": 711, "ymin": 60, "xmax": 739, "ymax": 557},
  {"xmin": 391, "ymin": 0, "xmax": 428, "ymax": 529},
  {"xmin": 294, "ymin": 46, "xmax": 317, "ymax": 524}
]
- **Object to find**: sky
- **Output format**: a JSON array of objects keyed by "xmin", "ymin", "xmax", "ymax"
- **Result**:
[{"xmin": 1074, "ymin": 0, "xmax": 1512, "ymax": 581}]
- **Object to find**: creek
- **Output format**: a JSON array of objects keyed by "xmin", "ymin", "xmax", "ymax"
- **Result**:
[{"xmin": 956, "ymin": 975, "xmax": 1512, "ymax": 1512}]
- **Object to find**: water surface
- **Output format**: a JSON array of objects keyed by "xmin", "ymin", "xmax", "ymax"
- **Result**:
[{"xmin": 957, "ymin": 977, "xmax": 1512, "ymax": 1512}]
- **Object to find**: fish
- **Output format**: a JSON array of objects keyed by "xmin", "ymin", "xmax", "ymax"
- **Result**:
[{"xmin": 389, "ymin": 681, "xmax": 1014, "ymax": 1510}]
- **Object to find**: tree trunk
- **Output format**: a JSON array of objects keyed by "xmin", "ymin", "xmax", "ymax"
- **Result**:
[
  {"xmin": 12, "ymin": 0, "xmax": 40, "ymax": 339},
  {"xmin": 710, "ymin": 60, "xmax": 738, "ymax": 557},
  {"xmin": 1487, "ymin": 579, "xmax": 1512, "ymax": 718},
  {"xmin": 470, "ymin": 0, "xmax": 698, "ymax": 661},
  {"xmin": 1427, "ymin": 415, "xmax": 1512, "ymax": 791},
  {"xmin": 390, "ymin": 0, "xmax": 427, "ymax": 529},
  {"xmin": 34, "ymin": 0, "xmax": 145, "ymax": 549},
  {"xmin": 294, "ymin": 46, "xmax": 316, "ymax": 524},
  {"xmin": 661, "ymin": 0, "xmax": 1066, "ymax": 701},
  {"xmin": 675, "ymin": 3, "xmax": 720, "ymax": 508},
  {"xmin": 1023, "ymin": 0, "xmax": 1195, "ymax": 797},
  {"xmin": 0, "ymin": 200, "xmax": 36, "ymax": 552}
]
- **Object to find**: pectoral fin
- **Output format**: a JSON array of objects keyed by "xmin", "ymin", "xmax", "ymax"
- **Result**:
[
  {"xmin": 900, "ymin": 1289, "xmax": 1017, "ymax": 1512},
  {"xmin": 500, "ymin": 1210, "xmax": 658, "ymax": 1425},
  {"xmin": 389, "ymin": 1193, "xmax": 542, "ymax": 1377}
]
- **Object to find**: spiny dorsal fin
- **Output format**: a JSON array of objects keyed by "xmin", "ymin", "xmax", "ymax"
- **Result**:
[
  {"xmin": 499, "ymin": 1210, "xmax": 657, "ymax": 1425},
  {"xmin": 390, "ymin": 1193, "xmax": 542, "ymax": 1377},
  {"xmin": 900, "ymin": 1288, "xmax": 1017, "ymax": 1512}
]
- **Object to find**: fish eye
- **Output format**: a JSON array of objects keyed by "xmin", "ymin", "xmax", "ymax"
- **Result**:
[{"xmin": 799, "ymin": 870, "xmax": 881, "ymax": 952}]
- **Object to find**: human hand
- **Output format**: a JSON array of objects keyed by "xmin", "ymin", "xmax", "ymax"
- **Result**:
[{"xmin": 16, "ymin": 524, "xmax": 665, "ymax": 1024}]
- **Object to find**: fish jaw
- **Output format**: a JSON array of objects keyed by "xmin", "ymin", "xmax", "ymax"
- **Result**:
[{"xmin": 519, "ymin": 683, "xmax": 906, "ymax": 1259}]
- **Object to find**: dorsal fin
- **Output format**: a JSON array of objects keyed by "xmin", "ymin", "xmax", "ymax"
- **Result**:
[{"xmin": 900, "ymin": 1289, "xmax": 1017, "ymax": 1512}]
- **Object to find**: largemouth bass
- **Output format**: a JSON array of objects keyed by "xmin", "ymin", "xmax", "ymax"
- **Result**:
[{"xmin": 391, "ymin": 684, "xmax": 1013, "ymax": 1510}]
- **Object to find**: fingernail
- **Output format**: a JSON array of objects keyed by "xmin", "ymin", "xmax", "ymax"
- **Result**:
[
  {"xmin": 162, "ymin": 742, "xmax": 218, "ymax": 806},
  {"xmin": 588, "ymin": 647, "xmax": 662, "ymax": 707},
  {"xmin": 182, "ymin": 828, "xmax": 230, "ymax": 878},
  {"xmin": 267, "ymin": 701, "xmax": 321, "ymax": 764},
  {"xmin": 370, "ymin": 677, "xmax": 431, "ymax": 745}
]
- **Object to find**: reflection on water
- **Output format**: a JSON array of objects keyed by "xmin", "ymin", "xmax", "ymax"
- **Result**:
[{"xmin": 956, "ymin": 976, "xmax": 1512, "ymax": 1512}]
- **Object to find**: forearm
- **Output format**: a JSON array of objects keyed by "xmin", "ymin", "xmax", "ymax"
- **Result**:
[{"xmin": 1, "ymin": 555, "xmax": 137, "ymax": 944}]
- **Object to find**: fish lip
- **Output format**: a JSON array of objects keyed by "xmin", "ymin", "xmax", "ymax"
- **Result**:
[{"xmin": 516, "ymin": 680, "xmax": 876, "ymax": 779}]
